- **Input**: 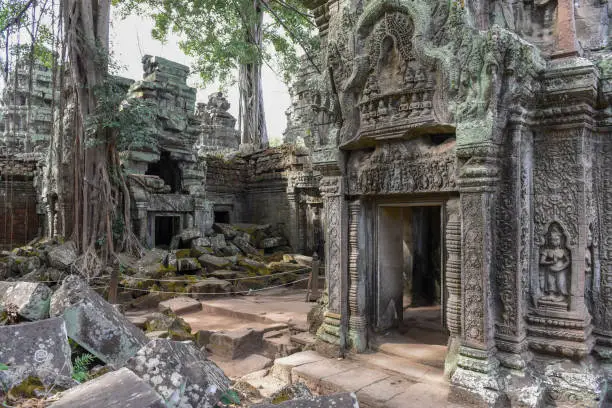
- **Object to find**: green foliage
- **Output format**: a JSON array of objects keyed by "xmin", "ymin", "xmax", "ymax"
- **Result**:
[
  {"xmin": 0, "ymin": 363, "xmax": 8, "ymax": 371},
  {"xmin": 72, "ymin": 353, "xmax": 95, "ymax": 383},
  {"xmin": 112, "ymin": 0, "xmax": 319, "ymax": 85},
  {"xmin": 219, "ymin": 389, "xmax": 241, "ymax": 405}
]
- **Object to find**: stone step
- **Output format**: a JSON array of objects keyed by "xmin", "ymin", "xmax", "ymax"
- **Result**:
[
  {"xmin": 158, "ymin": 296, "xmax": 202, "ymax": 315},
  {"xmin": 263, "ymin": 331, "xmax": 301, "ymax": 359},
  {"xmin": 208, "ymin": 328, "xmax": 264, "ymax": 359},
  {"xmin": 290, "ymin": 331, "xmax": 317, "ymax": 348},
  {"xmin": 349, "ymin": 351, "xmax": 446, "ymax": 385}
]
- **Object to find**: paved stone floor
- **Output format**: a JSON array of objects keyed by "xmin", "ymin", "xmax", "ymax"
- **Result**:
[{"xmin": 129, "ymin": 290, "xmax": 477, "ymax": 407}]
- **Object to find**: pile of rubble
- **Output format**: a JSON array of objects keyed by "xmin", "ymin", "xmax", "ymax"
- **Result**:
[
  {"xmin": 0, "ymin": 275, "xmax": 357, "ymax": 407},
  {"xmin": 0, "ymin": 223, "xmax": 311, "ymax": 313}
]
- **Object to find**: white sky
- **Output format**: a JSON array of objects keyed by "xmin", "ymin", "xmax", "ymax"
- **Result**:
[{"xmin": 109, "ymin": 10, "xmax": 292, "ymax": 141}]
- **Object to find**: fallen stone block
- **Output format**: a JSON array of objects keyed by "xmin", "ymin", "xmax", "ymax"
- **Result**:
[
  {"xmin": 47, "ymin": 241, "xmax": 77, "ymax": 270},
  {"xmin": 189, "ymin": 278, "xmax": 232, "ymax": 299},
  {"xmin": 261, "ymin": 237, "xmax": 287, "ymax": 249},
  {"xmin": 213, "ymin": 223, "xmax": 237, "ymax": 239},
  {"xmin": 198, "ymin": 253, "xmax": 232, "ymax": 271},
  {"xmin": 209, "ymin": 328, "xmax": 264, "ymax": 359},
  {"xmin": 127, "ymin": 339, "xmax": 230, "ymax": 408},
  {"xmin": 239, "ymin": 257, "xmax": 269, "ymax": 274},
  {"xmin": 158, "ymin": 296, "xmax": 202, "ymax": 314},
  {"xmin": 49, "ymin": 367, "xmax": 166, "ymax": 408},
  {"xmin": 0, "ymin": 281, "xmax": 52, "ymax": 321},
  {"xmin": 192, "ymin": 237, "xmax": 211, "ymax": 248},
  {"xmin": 233, "ymin": 235, "xmax": 260, "ymax": 257},
  {"xmin": 50, "ymin": 275, "xmax": 148, "ymax": 368},
  {"xmin": 0, "ymin": 317, "xmax": 73, "ymax": 389},
  {"xmin": 218, "ymin": 242, "xmax": 242, "ymax": 256},
  {"xmin": 177, "ymin": 257, "xmax": 201, "ymax": 273},
  {"xmin": 252, "ymin": 392, "xmax": 360, "ymax": 408},
  {"xmin": 179, "ymin": 228, "xmax": 201, "ymax": 246},
  {"xmin": 210, "ymin": 269, "xmax": 238, "ymax": 280},
  {"xmin": 7, "ymin": 255, "xmax": 41, "ymax": 277},
  {"xmin": 209, "ymin": 234, "xmax": 227, "ymax": 252}
]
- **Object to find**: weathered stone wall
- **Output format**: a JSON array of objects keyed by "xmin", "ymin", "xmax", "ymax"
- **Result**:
[
  {"xmin": 0, "ymin": 157, "xmax": 40, "ymax": 248},
  {"xmin": 202, "ymin": 146, "xmax": 320, "ymax": 252}
]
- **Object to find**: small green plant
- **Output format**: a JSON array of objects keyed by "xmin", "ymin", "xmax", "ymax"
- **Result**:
[
  {"xmin": 219, "ymin": 389, "xmax": 241, "ymax": 405},
  {"xmin": 0, "ymin": 363, "xmax": 8, "ymax": 370},
  {"xmin": 72, "ymin": 353, "xmax": 95, "ymax": 383}
]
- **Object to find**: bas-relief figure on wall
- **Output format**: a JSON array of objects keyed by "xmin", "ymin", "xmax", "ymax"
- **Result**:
[{"xmin": 538, "ymin": 222, "xmax": 571, "ymax": 306}]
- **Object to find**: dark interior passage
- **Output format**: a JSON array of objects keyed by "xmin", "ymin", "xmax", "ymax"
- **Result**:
[
  {"xmin": 214, "ymin": 211, "xmax": 230, "ymax": 224},
  {"xmin": 377, "ymin": 205, "xmax": 443, "ymax": 330},
  {"xmin": 155, "ymin": 215, "xmax": 180, "ymax": 248},
  {"xmin": 146, "ymin": 151, "xmax": 183, "ymax": 193}
]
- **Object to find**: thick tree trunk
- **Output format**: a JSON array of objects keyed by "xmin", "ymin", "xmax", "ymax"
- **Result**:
[
  {"xmin": 239, "ymin": 0, "xmax": 268, "ymax": 150},
  {"xmin": 62, "ymin": 0, "xmax": 133, "ymax": 302}
]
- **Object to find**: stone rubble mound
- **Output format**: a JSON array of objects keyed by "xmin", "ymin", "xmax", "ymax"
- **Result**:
[{"xmin": 0, "ymin": 275, "xmax": 230, "ymax": 407}]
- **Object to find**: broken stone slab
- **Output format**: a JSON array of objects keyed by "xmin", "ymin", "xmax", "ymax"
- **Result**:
[
  {"xmin": 47, "ymin": 241, "xmax": 77, "ymax": 270},
  {"xmin": 126, "ymin": 339, "xmax": 230, "ymax": 408},
  {"xmin": 198, "ymin": 253, "xmax": 232, "ymax": 270},
  {"xmin": 209, "ymin": 328, "xmax": 264, "ymax": 359},
  {"xmin": 213, "ymin": 223, "xmax": 238, "ymax": 239},
  {"xmin": 0, "ymin": 317, "xmax": 73, "ymax": 389},
  {"xmin": 189, "ymin": 278, "xmax": 232, "ymax": 299},
  {"xmin": 260, "ymin": 237, "xmax": 287, "ymax": 249},
  {"xmin": 158, "ymin": 296, "xmax": 202, "ymax": 314},
  {"xmin": 177, "ymin": 257, "xmax": 201, "ymax": 273},
  {"xmin": 0, "ymin": 281, "xmax": 52, "ymax": 321},
  {"xmin": 252, "ymin": 392, "xmax": 360, "ymax": 408},
  {"xmin": 49, "ymin": 367, "xmax": 166, "ymax": 408},
  {"xmin": 50, "ymin": 275, "xmax": 148, "ymax": 368},
  {"xmin": 210, "ymin": 269, "xmax": 238, "ymax": 280}
]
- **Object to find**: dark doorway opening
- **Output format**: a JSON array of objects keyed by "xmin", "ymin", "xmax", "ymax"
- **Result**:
[
  {"xmin": 214, "ymin": 211, "xmax": 230, "ymax": 224},
  {"xmin": 146, "ymin": 151, "xmax": 183, "ymax": 193},
  {"xmin": 155, "ymin": 216, "xmax": 181, "ymax": 248},
  {"xmin": 375, "ymin": 204, "xmax": 447, "ymax": 368}
]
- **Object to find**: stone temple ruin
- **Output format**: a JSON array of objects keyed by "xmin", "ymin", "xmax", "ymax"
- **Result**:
[{"xmin": 1, "ymin": 0, "xmax": 612, "ymax": 406}]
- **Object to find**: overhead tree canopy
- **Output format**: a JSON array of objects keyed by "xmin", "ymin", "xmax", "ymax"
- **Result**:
[
  {"xmin": 113, "ymin": 0, "xmax": 319, "ymax": 85},
  {"xmin": 113, "ymin": 0, "xmax": 319, "ymax": 149}
]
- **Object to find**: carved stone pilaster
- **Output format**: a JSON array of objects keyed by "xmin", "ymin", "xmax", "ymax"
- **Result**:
[
  {"xmin": 451, "ymin": 147, "xmax": 503, "ymax": 404},
  {"xmin": 445, "ymin": 198, "xmax": 462, "ymax": 338},
  {"xmin": 316, "ymin": 174, "xmax": 348, "ymax": 349},
  {"xmin": 348, "ymin": 200, "xmax": 366, "ymax": 352}
]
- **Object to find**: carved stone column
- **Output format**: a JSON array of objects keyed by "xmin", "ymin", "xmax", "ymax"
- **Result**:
[
  {"xmin": 451, "ymin": 147, "xmax": 502, "ymax": 404},
  {"xmin": 286, "ymin": 186, "xmax": 300, "ymax": 253},
  {"xmin": 348, "ymin": 199, "xmax": 366, "ymax": 352},
  {"xmin": 135, "ymin": 203, "xmax": 148, "ymax": 245},
  {"xmin": 316, "ymin": 175, "xmax": 348, "ymax": 350}
]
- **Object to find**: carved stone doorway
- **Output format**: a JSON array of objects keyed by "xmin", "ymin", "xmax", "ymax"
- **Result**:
[{"xmin": 373, "ymin": 201, "xmax": 449, "ymax": 358}]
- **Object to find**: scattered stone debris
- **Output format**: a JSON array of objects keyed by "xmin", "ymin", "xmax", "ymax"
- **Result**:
[{"xmin": 50, "ymin": 276, "xmax": 149, "ymax": 368}]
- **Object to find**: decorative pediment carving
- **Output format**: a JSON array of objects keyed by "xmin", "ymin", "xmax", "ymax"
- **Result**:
[{"xmin": 356, "ymin": 13, "xmax": 444, "ymax": 141}]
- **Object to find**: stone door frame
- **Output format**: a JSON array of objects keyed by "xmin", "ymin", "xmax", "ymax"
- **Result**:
[{"xmin": 348, "ymin": 193, "xmax": 459, "ymax": 351}]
